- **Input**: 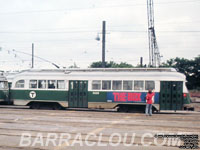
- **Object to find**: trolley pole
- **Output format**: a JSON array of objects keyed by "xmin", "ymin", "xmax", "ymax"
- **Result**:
[
  {"xmin": 32, "ymin": 43, "xmax": 34, "ymax": 68},
  {"xmin": 102, "ymin": 21, "xmax": 106, "ymax": 68}
]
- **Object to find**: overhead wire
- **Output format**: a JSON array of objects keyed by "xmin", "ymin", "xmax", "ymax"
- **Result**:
[
  {"xmin": 0, "ymin": 0, "xmax": 198, "ymax": 69},
  {"xmin": 0, "ymin": 30, "xmax": 200, "ymax": 34},
  {"xmin": 0, "ymin": 0, "xmax": 199, "ymax": 15},
  {"xmin": 0, "ymin": 48, "xmax": 61, "ymax": 68}
]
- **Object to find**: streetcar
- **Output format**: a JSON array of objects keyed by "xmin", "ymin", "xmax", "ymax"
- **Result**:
[
  {"xmin": 0, "ymin": 71, "xmax": 9, "ymax": 103},
  {"xmin": 10, "ymin": 68, "xmax": 191, "ymax": 112}
]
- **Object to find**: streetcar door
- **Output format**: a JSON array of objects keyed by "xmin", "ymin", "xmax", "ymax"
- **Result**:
[
  {"xmin": 160, "ymin": 81, "xmax": 171, "ymax": 110},
  {"xmin": 68, "ymin": 80, "xmax": 88, "ymax": 108},
  {"xmin": 171, "ymin": 81, "xmax": 183, "ymax": 110},
  {"xmin": 160, "ymin": 81, "xmax": 183, "ymax": 110}
]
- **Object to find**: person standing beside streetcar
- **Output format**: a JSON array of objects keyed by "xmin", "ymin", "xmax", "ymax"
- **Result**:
[{"xmin": 145, "ymin": 89, "xmax": 155, "ymax": 116}]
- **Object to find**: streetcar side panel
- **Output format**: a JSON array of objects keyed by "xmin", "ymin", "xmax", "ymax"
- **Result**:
[
  {"xmin": 87, "ymin": 79, "xmax": 160, "ymax": 110},
  {"xmin": 11, "ymin": 78, "xmax": 68, "ymax": 107},
  {"xmin": 0, "ymin": 78, "xmax": 9, "ymax": 103}
]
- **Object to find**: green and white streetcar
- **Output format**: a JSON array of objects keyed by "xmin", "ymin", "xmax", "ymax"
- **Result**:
[
  {"xmin": 0, "ymin": 71, "xmax": 9, "ymax": 103},
  {"xmin": 10, "ymin": 68, "xmax": 191, "ymax": 111}
]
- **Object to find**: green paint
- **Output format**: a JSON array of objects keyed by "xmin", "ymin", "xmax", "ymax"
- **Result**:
[
  {"xmin": 0, "ymin": 90, "xmax": 8, "ymax": 100},
  {"xmin": 68, "ymin": 80, "xmax": 88, "ymax": 108},
  {"xmin": 10, "ymin": 88, "xmax": 190, "ymax": 108},
  {"xmin": 159, "ymin": 81, "xmax": 184, "ymax": 110},
  {"xmin": 88, "ymin": 91, "xmax": 107, "ymax": 102},
  {"xmin": 183, "ymin": 93, "xmax": 191, "ymax": 104},
  {"xmin": 11, "ymin": 89, "xmax": 107, "ymax": 103},
  {"xmin": 11, "ymin": 90, "xmax": 68, "ymax": 101}
]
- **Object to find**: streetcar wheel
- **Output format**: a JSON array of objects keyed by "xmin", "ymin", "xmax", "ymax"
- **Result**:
[
  {"xmin": 31, "ymin": 103, "xmax": 40, "ymax": 109},
  {"xmin": 117, "ymin": 106, "xmax": 128, "ymax": 112},
  {"xmin": 53, "ymin": 104, "xmax": 62, "ymax": 110}
]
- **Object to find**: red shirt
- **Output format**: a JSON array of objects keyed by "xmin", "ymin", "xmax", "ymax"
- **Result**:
[{"xmin": 146, "ymin": 92, "xmax": 155, "ymax": 104}]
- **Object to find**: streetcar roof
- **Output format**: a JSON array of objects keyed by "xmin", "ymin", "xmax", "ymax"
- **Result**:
[
  {"xmin": 18, "ymin": 68, "xmax": 177, "ymax": 73},
  {"xmin": 12, "ymin": 68, "xmax": 186, "ymax": 81}
]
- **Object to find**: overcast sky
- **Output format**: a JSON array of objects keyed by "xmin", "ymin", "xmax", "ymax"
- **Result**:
[{"xmin": 0, "ymin": 0, "xmax": 199, "ymax": 71}]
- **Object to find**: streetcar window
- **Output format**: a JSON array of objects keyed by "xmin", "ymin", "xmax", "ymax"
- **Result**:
[
  {"xmin": 92, "ymin": 80, "xmax": 101, "ymax": 90},
  {"xmin": 112, "ymin": 80, "xmax": 122, "ymax": 90},
  {"xmin": 48, "ymin": 80, "xmax": 56, "ymax": 89},
  {"xmin": 70, "ymin": 82, "xmax": 73, "ymax": 89},
  {"xmin": 57, "ymin": 80, "xmax": 65, "ymax": 89},
  {"xmin": 38, "ymin": 80, "xmax": 46, "ymax": 89},
  {"xmin": 145, "ymin": 81, "xmax": 155, "ymax": 90},
  {"xmin": 29, "ymin": 80, "xmax": 37, "ymax": 89},
  {"xmin": 0, "ymin": 82, "xmax": 3, "ymax": 89},
  {"xmin": 5, "ymin": 82, "xmax": 8, "ymax": 89},
  {"xmin": 123, "ymin": 80, "xmax": 133, "ymax": 90},
  {"xmin": 134, "ymin": 81, "xmax": 144, "ymax": 90},
  {"xmin": 15, "ymin": 80, "xmax": 25, "ymax": 88},
  {"xmin": 0, "ymin": 82, "xmax": 4, "ymax": 89},
  {"xmin": 102, "ymin": 80, "xmax": 111, "ymax": 90},
  {"xmin": 0, "ymin": 81, "xmax": 8, "ymax": 89}
]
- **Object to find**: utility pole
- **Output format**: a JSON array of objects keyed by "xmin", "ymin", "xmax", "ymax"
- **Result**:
[
  {"xmin": 102, "ymin": 21, "xmax": 106, "ymax": 68},
  {"xmin": 140, "ymin": 57, "xmax": 143, "ymax": 67},
  {"xmin": 32, "ymin": 43, "xmax": 34, "ymax": 68},
  {"xmin": 147, "ymin": 0, "xmax": 161, "ymax": 67}
]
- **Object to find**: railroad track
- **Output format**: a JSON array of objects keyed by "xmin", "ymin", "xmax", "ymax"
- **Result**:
[{"xmin": 0, "ymin": 107, "xmax": 199, "ymax": 149}]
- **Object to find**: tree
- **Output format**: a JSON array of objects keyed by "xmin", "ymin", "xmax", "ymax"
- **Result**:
[
  {"xmin": 161, "ymin": 55, "xmax": 200, "ymax": 90},
  {"xmin": 89, "ymin": 61, "xmax": 134, "ymax": 68}
]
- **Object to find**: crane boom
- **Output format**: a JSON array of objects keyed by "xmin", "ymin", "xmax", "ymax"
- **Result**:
[{"xmin": 147, "ymin": 0, "xmax": 161, "ymax": 67}]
